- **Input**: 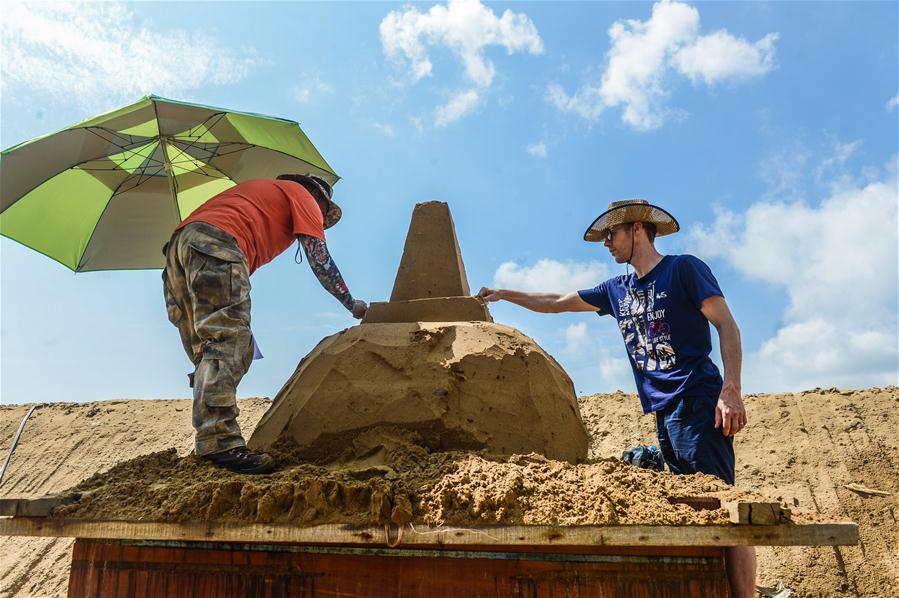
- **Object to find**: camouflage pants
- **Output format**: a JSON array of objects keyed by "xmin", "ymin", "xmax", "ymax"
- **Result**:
[{"xmin": 162, "ymin": 222, "xmax": 254, "ymax": 457}]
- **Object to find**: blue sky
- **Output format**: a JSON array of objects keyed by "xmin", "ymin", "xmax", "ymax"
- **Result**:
[{"xmin": 2, "ymin": 0, "xmax": 897, "ymax": 405}]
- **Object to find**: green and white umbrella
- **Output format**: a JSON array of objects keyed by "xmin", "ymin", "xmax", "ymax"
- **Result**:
[{"xmin": 0, "ymin": 95, "xmax": 338, "ymax": 272}]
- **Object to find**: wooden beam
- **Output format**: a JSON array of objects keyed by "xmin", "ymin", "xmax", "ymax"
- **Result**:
[
  {"xmin": 723, "ymin": 501, "xmax": 783, "ymax": 525},
  {"xmin": 0, "ymin": 494, "xmax": 78, "ymax": 517},
  {"xmin": 668, "ymin": 496, "xmax": 721, "ymax": 511},
  {"xmin": 0, "ymin": 517, "xmax": 857, "ymax": 547}
]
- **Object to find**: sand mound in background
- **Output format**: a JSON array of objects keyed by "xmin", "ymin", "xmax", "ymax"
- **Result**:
[
  {"xmin": 249, "ymin": 322, "xmax": 589, "ymax": 463},
  {"xmin": 1, "ymin": 388, "xmax": 897, "ymax": 597},
  {"xmin": 580, "ymin": 386, "xmax": 898, "ymax": 598},
  {"xmin": 0, "ymin": 398, "xmax": 271, "ymax": 598}
]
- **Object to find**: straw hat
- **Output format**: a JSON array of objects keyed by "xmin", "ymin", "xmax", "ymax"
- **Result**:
[{"xmin": 583, "ymin": 199, "xmax": 679, "ymax": 242}]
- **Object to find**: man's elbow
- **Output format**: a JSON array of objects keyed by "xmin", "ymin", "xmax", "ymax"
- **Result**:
[
  {"xmin": 717, "ymin": 317, "xmax": 741, "ymax": 340},
  {"xmin": 546, "ymin": 296, "xmax": 575, "ymax": 314}
]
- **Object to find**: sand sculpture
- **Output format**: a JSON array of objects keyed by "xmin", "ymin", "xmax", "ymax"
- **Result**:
[{"xmin": 249, "ymin": 201, "xmax": 589, "ymax": 463}]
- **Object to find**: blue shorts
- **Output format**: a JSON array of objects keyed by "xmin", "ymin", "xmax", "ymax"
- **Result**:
[{"xmin": 654, "ymin": 394, "xmax": 735, "ymax": 485}]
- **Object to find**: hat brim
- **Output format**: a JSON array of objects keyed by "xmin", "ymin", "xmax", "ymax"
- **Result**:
[
  {"xmin": 323, "ymin": 200, "xmax": 342, "ymax": 229},
  {"xmin": 584, "ymin": 203, "xmax": 679, "ymax": 242},
  {"xmin": 305, "ymin": 178, "xmax": 342, "ymax": 229}
]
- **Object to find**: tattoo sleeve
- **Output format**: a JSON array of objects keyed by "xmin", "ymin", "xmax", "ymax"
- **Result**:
[{"xmin": 299, "ymin": 235, "xmax": 355, "ymax": 311}]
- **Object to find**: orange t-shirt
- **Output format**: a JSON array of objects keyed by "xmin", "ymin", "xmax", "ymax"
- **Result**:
[{"xmin": 178, "ymin": 179, "xmax": 325, "ymax": 275}]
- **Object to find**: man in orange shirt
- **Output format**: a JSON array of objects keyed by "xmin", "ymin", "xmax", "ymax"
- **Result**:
[{"xmin": 162, "ymin": 174, "xmax": 367, "ymax": 474}]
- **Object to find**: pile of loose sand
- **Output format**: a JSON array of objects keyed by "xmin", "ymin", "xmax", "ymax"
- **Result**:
[{"xmin": 54, "ymin": 426, "xmax": 752, "ymax": 527}]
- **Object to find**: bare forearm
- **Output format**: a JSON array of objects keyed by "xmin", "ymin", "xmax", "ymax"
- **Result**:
[
  {"xmin": 718, "ymin": 319, "xmax": 743, "ymax": 391},
  {"xmin": 489, "ymin": 289, "xmax": 567, "ymax": 313}
]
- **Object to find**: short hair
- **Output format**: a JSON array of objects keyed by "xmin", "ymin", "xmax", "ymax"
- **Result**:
[{"xmin": 641, "ymin": 221, "xmax": 658, "ymax": 243}]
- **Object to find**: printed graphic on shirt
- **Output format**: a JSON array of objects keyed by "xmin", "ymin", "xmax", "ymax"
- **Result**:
[{"xmin": 617, "ymin": 281, "xmax": 676, "ymax": 372}]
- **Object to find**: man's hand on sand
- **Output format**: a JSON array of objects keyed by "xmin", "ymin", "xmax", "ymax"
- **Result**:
[
  {"xmin": 477, "ymin": 287, "xmax": 503, "ymax": 302},
  {"xmin": 351, "ymin": 299, "xmax": 368, "ymax": 319},
  {"xmin": 715, "ymin": 384, "xmax": 747, "ymax": 436}
]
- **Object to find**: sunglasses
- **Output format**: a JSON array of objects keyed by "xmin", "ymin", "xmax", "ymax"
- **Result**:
[{"xmin": 604, "ymin": 224, "xmax": 632, "ymax": 242}]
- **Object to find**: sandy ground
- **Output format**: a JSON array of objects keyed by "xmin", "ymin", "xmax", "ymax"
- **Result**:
[
  {"xmin": 1, "ymin": 387, "xmax": 897, "ymax": 597},
  {"xmin": 0, "ymin": 398, "xmax": 270, "ymax": 598},
  {"xmin": 580, "ymin": 387, "xmax": 899, "ymax": 597}
]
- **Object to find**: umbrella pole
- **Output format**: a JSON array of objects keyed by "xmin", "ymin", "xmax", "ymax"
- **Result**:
[{"xmin": 159, "ymin": 136, "xmax": 181, "ymax": 222}]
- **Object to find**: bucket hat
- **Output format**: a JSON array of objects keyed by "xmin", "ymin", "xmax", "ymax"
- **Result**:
[
  {"xmin": 277, "ymin": 174, "xmax": 342, "ymax": 229},
  {"xmin": 584, "ymin": 199, "xmax": 679, "ymax": 242}
]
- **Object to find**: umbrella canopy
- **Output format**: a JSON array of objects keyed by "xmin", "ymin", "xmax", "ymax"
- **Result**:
[{"xmin": 0, "ymin": 95, "xmax": 338, "ymax": 272}]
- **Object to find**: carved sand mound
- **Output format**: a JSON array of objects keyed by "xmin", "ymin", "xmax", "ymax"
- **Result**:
[
  {"xmin": 249, "ymin": 321, "xmax": 588, "ymax": 462},
  {"xmin": 249, "ymin": 201, "xmax": 589, "ymax": 463}
]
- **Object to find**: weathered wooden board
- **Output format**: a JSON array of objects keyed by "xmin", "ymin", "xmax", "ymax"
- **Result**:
[
  {"xmin": 67, "ymin": 538, "xmax": 732, "ymax": 598},
  {"xmin": 0, "ymin": 495, "xmax": 78, "ymax": 517},
  {"xmin": 723, "ymin": 501, "xmax": 783, "ymax": 525},
  {"xmin": 0, "ymin": 517, "xmax": 858, "ymax": 547}
]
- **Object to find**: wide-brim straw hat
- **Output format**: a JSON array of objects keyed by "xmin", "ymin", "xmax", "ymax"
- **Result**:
[{"xmin": 583, "ymin": 199, "xmax": 679, "ymax": 242}]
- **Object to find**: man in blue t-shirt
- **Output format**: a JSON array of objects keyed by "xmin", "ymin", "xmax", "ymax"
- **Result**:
[{"xmin": 478, "ymin": 199, "xmax": 755, "ymax": 598}]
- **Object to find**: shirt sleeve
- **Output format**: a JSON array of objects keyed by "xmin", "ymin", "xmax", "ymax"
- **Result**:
[
  {"xmin": 677, "ymin": 255, "xmax": 723, "ymax": 309},
  {"xmin": 284, "ymin": 184, "xmax": 325, "ymax": 240},
  {"xmin": 577, "ymin": 281, "xmax": 613, "ymax": 315}
]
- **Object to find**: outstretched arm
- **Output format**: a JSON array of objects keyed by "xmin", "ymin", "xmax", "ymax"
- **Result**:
[
  {"xmin": 299, "ymin": 235, "xmax": 367, "ymax": 319},
  {"xmin": 477, "ymin": 288, "xmax": 599, "ymax": 313},
  {"xmin": 701, "ymin": 295, "xmax": 746, "ymax": 436}
]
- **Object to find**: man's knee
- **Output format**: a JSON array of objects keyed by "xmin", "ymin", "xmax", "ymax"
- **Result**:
[{"xmin": 661, "ymin": 396, "xmax": 735, "ymax": 484}]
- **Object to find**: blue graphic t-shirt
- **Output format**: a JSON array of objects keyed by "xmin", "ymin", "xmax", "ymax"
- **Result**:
[{"xmin": 578, "ymin": 255, "xmax": 724, "ymax": 414}]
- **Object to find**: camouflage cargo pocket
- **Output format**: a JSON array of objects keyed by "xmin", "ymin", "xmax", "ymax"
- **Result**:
[
  {"xmin": 161, "ymin": 269, "xmax": 183, "ymax": 325},
  {"xmin": 186, "ymin": 251, "xmax": 235, "ymax": 312}
]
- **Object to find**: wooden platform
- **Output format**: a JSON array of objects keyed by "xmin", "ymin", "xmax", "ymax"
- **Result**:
[
  {"xmin": 0, "ymin": 516, "xmax": 858, "ymax": 547},
  {"xmin": 0, "ymin": 509, "xmax": 857, "ymax": 597}
]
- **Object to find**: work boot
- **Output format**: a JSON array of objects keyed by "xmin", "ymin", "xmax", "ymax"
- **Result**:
[{"xmin": 202, "ymin": 446, "xmax": 275, "ymax": 475}]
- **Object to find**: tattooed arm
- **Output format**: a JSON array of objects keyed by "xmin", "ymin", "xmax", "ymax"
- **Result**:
[{"xmin": 299, "ymin": 235, "xmax": 366, "ymax": 317}]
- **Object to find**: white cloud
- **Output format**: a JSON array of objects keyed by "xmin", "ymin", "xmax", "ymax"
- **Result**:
[
  {"xmin": 380, "ymin": 0, "xmax": 543, "ymax": 86},
  {"xmin": 291, "ymin": 75, "xmax": 334, "ymax": 105},
  {"xmin": 548, "ymin": 0, "xmax": 778, "ymax": 130},
  {"xmin": 814, "ymin": 139, "xmax": 861, "ymax": 188},
  {"xmin": 687, "ymin": 156, "xmax": 898, "ymax": 391},
  {"xmin": 887, "ymin": 93, "xmax": 899, "ymax": 112},
  {"xmin": 563, "ymin": 322, "xmax": 590, "ymax": 353},
  {"xmin": 672, "ymin": 31, "xmax": 778, "ymax": 85},
  {"xmin": 1, "ymin": 2, "xmax": 260, "ymax": 110},
  {"xmin": 526, "ymin": 141, "xmax": 548, "ymax": 158},
  {"xmin": 380, "ymin": 0, "xmax": 543, "ymax": 126},
  {"xmin": 757, "ymin": 140, "xmax": 812, "ymax": 201},
  {"xmin": 434, "ymin": 89, "xmax": 480, "ymax": 127},
  {"xmin": 371, "ymin": 121, "xmax": 397, "ymax": 137},
  {"xmin": 566, "ymin": 322, "xmax": 635, "ymax": 391},
  {"xmin": 599, "ymin": 354, "xmax": 633, "ymax": 389},
  {"xmin": 493, "ymin": 258, "xmax": 610, "ymax": 294}
]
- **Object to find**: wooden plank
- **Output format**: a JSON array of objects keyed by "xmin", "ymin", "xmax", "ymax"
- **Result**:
[
  {"xmin": 722, "ymin": 501, "xmax": 783, "ymax": 525},
  {"xmin": 843, "ymin": 483, "xmax": 891, "ymax": 497},
  {"xmin": 68, "ymin": 538, "xmax": 730, "ymax": 598},
  {"xmin": 0, "ymin": 494, "xmax": 78, "ymax": 517},
  {"xmin": 0, "ymin": 517, "xmax": 858, "ymax": 547},
  {"xmin": 668, "ymin": 496, "xmax": 721, "ymax": 511}
]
